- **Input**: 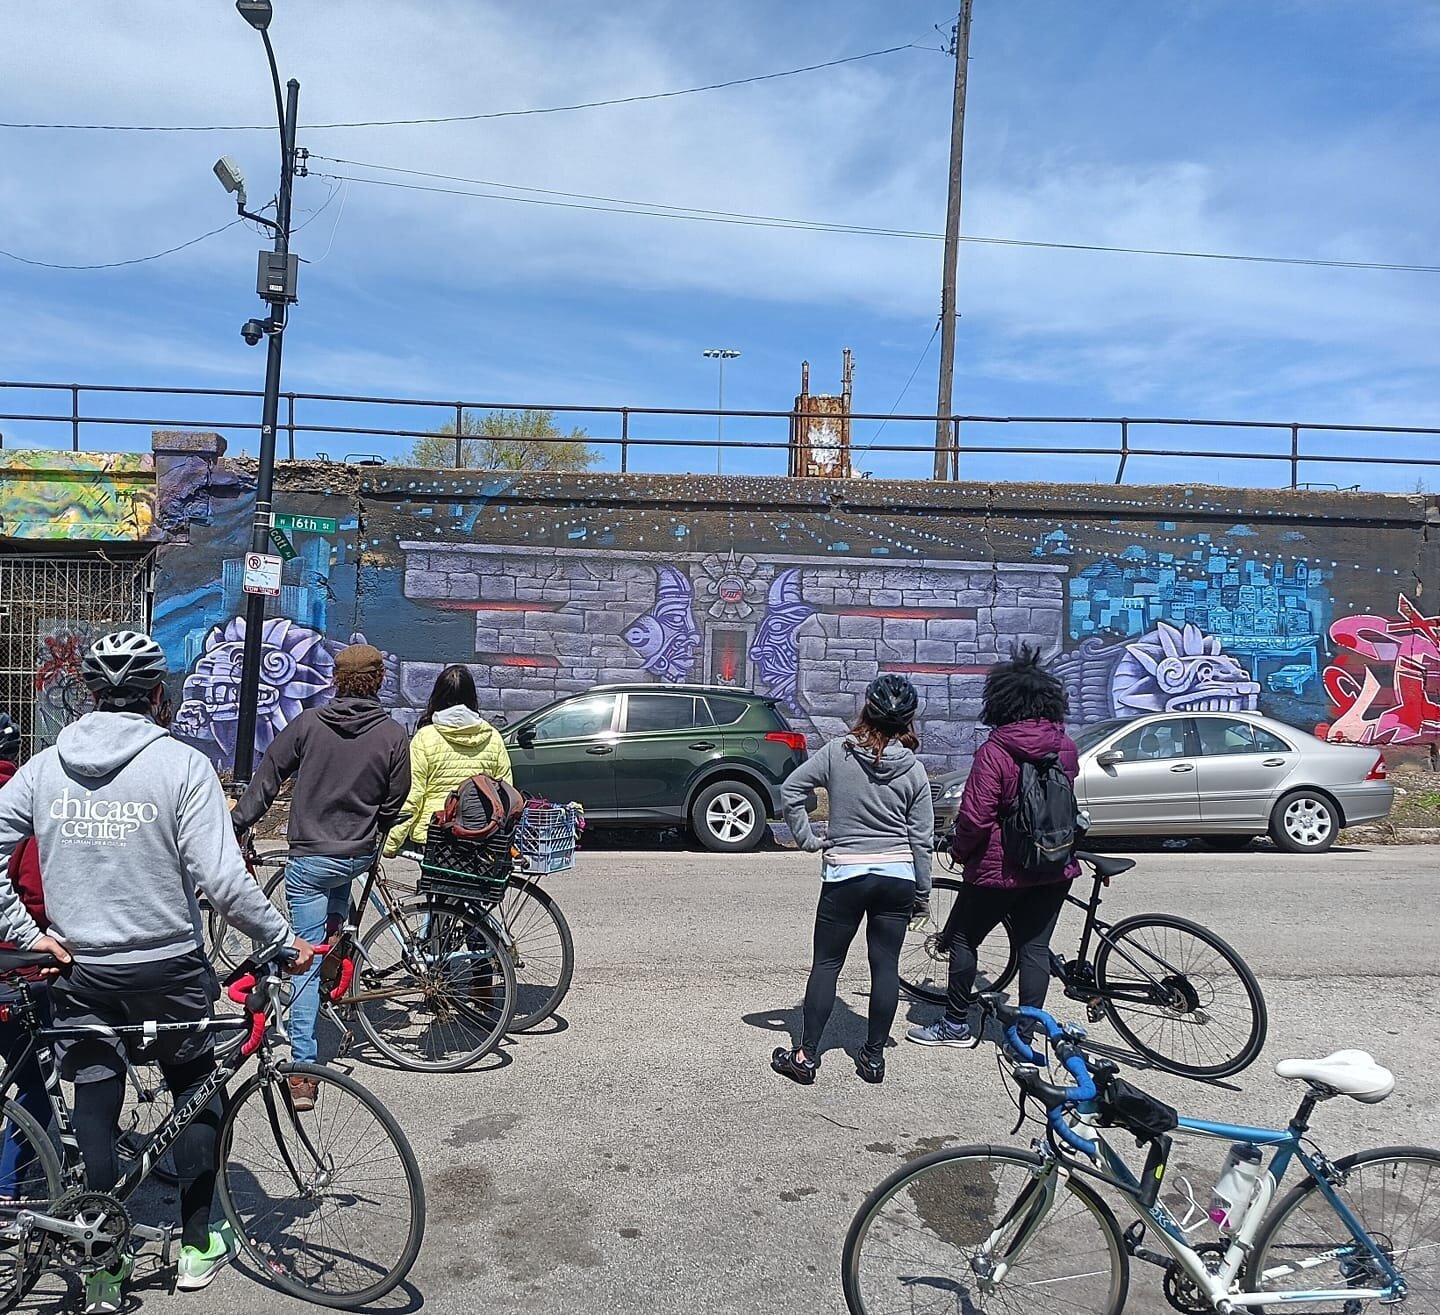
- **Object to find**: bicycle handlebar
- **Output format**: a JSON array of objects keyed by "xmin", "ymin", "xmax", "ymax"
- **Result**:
[{"xmin": 976, "ymin": 996, "xmax": 1100, "ymax": 1158}]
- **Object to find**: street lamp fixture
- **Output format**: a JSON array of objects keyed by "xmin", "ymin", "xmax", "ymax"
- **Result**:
[
  {"xmin": 702, "ymin": 348, "xmax": 741, "ymax": 477},
  {"xmin": 235, "ymin": 0, "xmax": 273, "ymax": 30}
]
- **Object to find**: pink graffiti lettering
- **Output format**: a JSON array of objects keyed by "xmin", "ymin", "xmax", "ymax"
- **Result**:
[{"xmin": 1323, "ymin": 595, "xmax": 1440, "ymax": 744}]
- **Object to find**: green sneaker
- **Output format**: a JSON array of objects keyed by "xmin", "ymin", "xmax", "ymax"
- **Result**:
[
  {"xmin": 175, "ymin": 1228, "xmax": 236, "ymax": 1291},
  {"xmin": 83, "ymin": 1257, "xmax": 132, "ymax": 1314}
]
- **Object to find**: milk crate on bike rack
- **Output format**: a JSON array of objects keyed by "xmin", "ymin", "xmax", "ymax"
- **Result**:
[
  {"xmin": 516, "ymin": 804, "xmax": 581, "ymax": 874},
  {"xmin": 417, "ymin": 822, "xmax": 515, "ymax": 901}
]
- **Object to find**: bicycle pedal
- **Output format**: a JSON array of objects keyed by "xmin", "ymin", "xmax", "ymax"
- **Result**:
[{"xmin": 1086, "ymin": 1001, "xmax": 1105, "ymax": 1023}]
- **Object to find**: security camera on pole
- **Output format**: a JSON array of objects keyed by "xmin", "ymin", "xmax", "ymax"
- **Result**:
[{"xmin": 214, "ymin": 0, "xmax": 301, "ymax": 784}]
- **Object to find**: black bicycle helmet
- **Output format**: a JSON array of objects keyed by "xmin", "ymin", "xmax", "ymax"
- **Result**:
[
  {"xmin": 863, "ymin": 673, "xmax": 918, "ymax": 730},
  {"xmin": 80, "ymin": 630, "xmax": 169, "ymax": 704},
  {"xmin": 0, "ymin": 713, "xmax": 19, "ymax": 761}
]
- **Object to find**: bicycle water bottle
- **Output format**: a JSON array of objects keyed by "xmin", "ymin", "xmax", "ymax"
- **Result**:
[{"xmin": 1208, "ymin": 1143, "xmax": 1263, "ymax": 1233}]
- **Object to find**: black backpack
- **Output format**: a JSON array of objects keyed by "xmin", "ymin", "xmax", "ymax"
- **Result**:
[{"xmin": 1000, "ymin": 753, "xmax": 1078, "ymax": 876}]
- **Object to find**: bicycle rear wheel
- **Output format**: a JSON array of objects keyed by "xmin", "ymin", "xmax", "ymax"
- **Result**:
[
  {"xmin": 1249, "ymin": 1147, "xmax": 1440, "ymax": 1311},
  {"xmin": 208, "ymin": 864, "xmax": 286, "ymax": 974},
  {"xmin": 898, "ymin": 877, "xmax": 1018, "ymax": 1004},
  {"xmin": 0, "ymin": 1097, "xmax": 62, "ymax": 1306},
  {"xmin": 1094, "ymin": 912, "xmax": 1267, "ymax": 1078},
  {"xmin": 843, "ymin": 1145, "xmax": 1127, "ymax": 1315},
  {"xmin": 351, "ymin": 899, "xmax": 515, "ymax": 1071},
  {"xmin": 496, "ymin": 879, "xmax": 574, "ymax": 1031},
  {"xmin": 219, "ymin": 1062, "xmax": 425, "ymax": 1309}
]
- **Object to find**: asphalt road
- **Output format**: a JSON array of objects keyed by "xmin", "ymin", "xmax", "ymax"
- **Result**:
[{"xmin": 31, "ymin": 842, "xmax": 1440, "ymax": 1315}]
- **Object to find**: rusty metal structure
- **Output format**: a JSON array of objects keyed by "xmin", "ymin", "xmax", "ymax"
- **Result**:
[{"xmin": 788, "ymin": 349, "xmax": 854, "ymax": 479}]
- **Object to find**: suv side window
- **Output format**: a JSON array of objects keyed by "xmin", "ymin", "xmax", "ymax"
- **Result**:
[
  {"xmin": 1196, "ymin": 718, "xmax": 1292, "ymax": 756},
  {"xmin": 1114, "ymin": 721, "xmax": 1189, "ymax": 762},
  {"xmin": 703, "ymin": 696, "xmax": 749, "ymax": 727},
  {"xmin": 625, "ymin": 694, "xmax": 697, "ymax": 733},
  {"xmin": 530, "ymin": 694, "xmax": 617, "ymax": 742}
]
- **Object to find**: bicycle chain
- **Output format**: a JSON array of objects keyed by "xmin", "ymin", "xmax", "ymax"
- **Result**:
[
  {"xmin": 1163, "ymin": 1241, "xmax": 1226, "ymax": 1314},
  {"xmin": 50, "ymin": 1190, "xmax": 131, "ymax": 1273}
]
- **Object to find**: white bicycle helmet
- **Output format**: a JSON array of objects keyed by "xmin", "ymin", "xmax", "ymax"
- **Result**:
[
  {"xmin": 0, "ymin": 713, "xmax": 19, "ymax": 760},
  {"xmin": 81, "ymin": 631, "xmax": 169, "ymax": 703}
]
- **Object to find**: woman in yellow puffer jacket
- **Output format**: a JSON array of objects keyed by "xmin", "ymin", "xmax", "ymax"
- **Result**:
[{"xmin": 384, "ymin": 665, "xmax": 514, "ymax": 857}]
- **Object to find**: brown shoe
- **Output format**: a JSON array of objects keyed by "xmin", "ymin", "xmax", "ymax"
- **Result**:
[{"xmin": 287, "ymin": 1076, "xmax": 318, "ymax": 1112}]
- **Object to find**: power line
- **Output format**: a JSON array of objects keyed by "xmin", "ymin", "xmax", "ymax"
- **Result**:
[
  {"xmin": 0, "ymin": 44, "xmax": 924, "ymax": 133},
  {"xmin": 0, "ymin": 218, "xmax": 244, "ymax": 270},
  {"xmin": 309, "ymin": 162, "xmax": 1440, "ymax": 273},
  {"xmin": 854, "ymin": 323, "xmax": 941, "ymax": 457}
]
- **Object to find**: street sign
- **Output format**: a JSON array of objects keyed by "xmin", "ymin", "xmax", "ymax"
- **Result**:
[
  {"xmin": 268, "ymin": 527, "xmax": 298, "ymax": 561},
  {"xmin": 274, "ymin": 513, "xmax": 338, "ymax": 535},
  {"xmin": 242, "ymin": 552, "xmax": 284, "ymax": 597}
]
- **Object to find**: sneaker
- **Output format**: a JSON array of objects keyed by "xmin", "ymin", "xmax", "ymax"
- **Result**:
[
  {"xmin": 176, "ymin": 1228, "xmax": 237, "ymax": 1291},
  {"xmin": 83, "ymin": 1257, "xmax": 132, "ymax": 1314},
  {"xmin": 287, "ymin": 1075, "xmax": 318, "ymax": 1111},
  {"xmin": 906, "ymin": 1018, "xmax": 974, "ymax": 1047}
]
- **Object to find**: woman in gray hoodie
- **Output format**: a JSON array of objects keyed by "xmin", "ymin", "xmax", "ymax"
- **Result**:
[{"xmin": 775, "ymin": 675, "xmax": 934, "ymax": 1085}]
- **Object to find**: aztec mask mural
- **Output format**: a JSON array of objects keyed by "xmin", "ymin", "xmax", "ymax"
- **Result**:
[
  {"xmin": 623, "ymin": 566, "xmax": 701, "ymax": 683},
  {"xmin": 748, "ymin": 569, "xmax": 815, "ymax": 713}
]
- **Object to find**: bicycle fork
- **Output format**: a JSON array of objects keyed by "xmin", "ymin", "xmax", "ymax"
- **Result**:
[{"xmin": 970, "ymin": 1159, "xmax": 1064, "ymax": 1289}]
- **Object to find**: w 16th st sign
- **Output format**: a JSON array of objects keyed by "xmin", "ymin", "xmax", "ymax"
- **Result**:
[{"xmin": 274, "ymin": 513, "xmax": 338, "ymax": 534}]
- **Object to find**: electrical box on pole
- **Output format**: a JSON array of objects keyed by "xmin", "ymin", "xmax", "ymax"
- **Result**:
[{"xmin": 257, "ymin": 250, "xmax": 299, "ymax": 303}]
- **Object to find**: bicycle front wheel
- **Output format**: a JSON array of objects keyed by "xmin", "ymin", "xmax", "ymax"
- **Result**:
[
  {"xmin": 219, "ymin": 1061, "xmax": 425, "ymax": 1309},
  {"xmin": 497, "ymin": 879, "xmax": 574, "ymax": 1031},
  {"xmin": 1249, "ymin": 1147, "xmax": 1440, "ymax": 1311},
  {"xmin": 0, "ymin": 1097, "xmax": 62, "ymax": 1307},
  {"xmin": 898, "ymin": 877, "xmax": 1018, "ymax": 1004},
  {"xmin": 352, "ymin": 899, "xmax": 515, "ymax": 1071},
  {"xmin": 843, "ymin": 1145, "xmax": 1128, "ymax": 1315},
  {"xmin": 1095, "ymin": 912, "xmax": 1267, "ymax": 1078}
]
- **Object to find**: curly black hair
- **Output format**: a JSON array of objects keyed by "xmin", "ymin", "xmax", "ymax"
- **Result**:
[{"xmin": 981, "ymin": 643, "xmax": 1068, "ymax": 727}]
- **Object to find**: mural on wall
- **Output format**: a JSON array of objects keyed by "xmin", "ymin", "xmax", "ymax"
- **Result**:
[
  {"xmin": 623, "ymin": 566, "xmax": 700, "ymax": 683},
  {"xmin": 0, "ymin": 451, "xmax": 158, "ymax": 541},
  {"xmin": 1323, "ymin": 595, "xmax": 1440, "ymax": 744},
  {"xmin": 749, "ymin": 569, "xmax": 816, "ymax": 713},
  {"xmin": 33, "ymin": 629, "xmax": 95, "ymax": 747},
  {"xmin": 1053, "ymin": 622, "xmax": 1261, "ymax": 722}
]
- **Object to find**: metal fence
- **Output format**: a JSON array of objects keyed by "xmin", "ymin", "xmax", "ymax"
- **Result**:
[
  {"xmin": 0, "ymin": 553, "xmax": 153, "ymax": 758},
  {"xmin": 1, "ymin": 379, "xmax": 1437, "ymax": 489}
]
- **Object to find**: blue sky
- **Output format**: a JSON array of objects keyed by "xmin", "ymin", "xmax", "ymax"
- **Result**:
[{"xmin": 2, "ymin": 0, "xmax": 1436, "ymax": 488}]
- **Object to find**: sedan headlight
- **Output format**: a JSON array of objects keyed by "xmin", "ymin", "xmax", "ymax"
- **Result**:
[{"xmin": 937, "ymin": 782, "xmax": 965, "ymax": 803}]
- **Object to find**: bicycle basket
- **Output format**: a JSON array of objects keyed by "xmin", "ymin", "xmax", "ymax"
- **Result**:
[
  {"xmin": 516, "ymin": 804, "xmax": 580, "ymax": 874},
  {"xmin": 418, "ymin": 823, "xmax": 514, "ymax": 900},
  {"xmin": 1096, "ymin": 1077, "xmax": 1178, "ymax": 1142}
]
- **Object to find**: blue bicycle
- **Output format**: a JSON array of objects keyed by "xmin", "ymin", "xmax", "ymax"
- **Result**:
[{"xmin": 843, "ymin": 996, "xmax": 1436, "ymax": 1313}]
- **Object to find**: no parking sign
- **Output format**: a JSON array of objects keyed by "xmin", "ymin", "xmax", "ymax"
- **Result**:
[{"xmin": 242, "ymin": 551, "xmax": 283, "ymax": 597}]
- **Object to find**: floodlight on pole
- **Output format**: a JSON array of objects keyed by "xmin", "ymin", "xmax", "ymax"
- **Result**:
[{"xmin": 702, "ymin": 348, "xmax": 741, "ymax": 477}]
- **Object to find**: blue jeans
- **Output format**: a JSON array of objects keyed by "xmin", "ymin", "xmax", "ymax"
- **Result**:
[
  {"xmin": 284, "ymin": 853, "xmax": 374, "ymax": 1064},
  {"xmin": 0, "ymin": 988, "xmax": 51, "ymax": 1195}
]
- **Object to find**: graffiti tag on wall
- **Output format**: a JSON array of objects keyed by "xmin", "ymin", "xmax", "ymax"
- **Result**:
[
  {"xmin": 0, "ymin": 452, "xmax": 157, "ymax": 541},
  {"xmin": 1323, "ymin": 595, "xmax": 1440, "ymax": 744}
]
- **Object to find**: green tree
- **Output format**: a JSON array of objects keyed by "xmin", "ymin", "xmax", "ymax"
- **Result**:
[{"xmin": 409, "ymin": 408, "xmax": 597, "ymax": 472}]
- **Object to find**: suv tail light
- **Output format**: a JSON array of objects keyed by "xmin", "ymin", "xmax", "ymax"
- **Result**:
[
  {"xmin": 1365, "ymin": 755, "xmax": 1387, "ymax": 781},
  {"xmin": 766, "ymin": 731, "xmax": 808, "ymax": 753}
]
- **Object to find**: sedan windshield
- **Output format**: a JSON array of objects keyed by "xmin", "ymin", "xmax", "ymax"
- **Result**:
[{"xmin": 1072, "ymin": 718, "xmax": 1131, "ymax": 754}]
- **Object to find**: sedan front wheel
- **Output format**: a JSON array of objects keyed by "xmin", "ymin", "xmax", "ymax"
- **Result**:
[
  {"xmin": 1269, "ymin": 789, "xmax": 1339, "ymax": 854},
  {"xmin": 691, "ymin": 781, "xmax": 767, "ymax": 853}
]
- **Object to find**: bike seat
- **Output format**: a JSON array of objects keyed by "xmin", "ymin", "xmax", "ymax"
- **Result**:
[
  {"xmin": 1275, "ymin": 1050, "xmax": 1394, "ymax": 1104},
  {"xmin": 1076, "ymin": 852, "xmax": 1136, "ymax": 879}
]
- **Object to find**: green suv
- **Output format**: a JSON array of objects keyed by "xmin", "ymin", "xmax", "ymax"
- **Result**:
[{"xmin": 502, "ymin": 684, "xmax": 809, "ymax": 852}]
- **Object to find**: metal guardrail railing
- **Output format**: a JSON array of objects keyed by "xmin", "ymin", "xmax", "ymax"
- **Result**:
[{"xmin": 0, "ymin": 379, "xmax": 1437, "ymax": 488}]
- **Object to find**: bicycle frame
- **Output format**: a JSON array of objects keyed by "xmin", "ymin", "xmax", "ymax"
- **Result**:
[
  {"xmin": 1059, "ymin": 876, "xmax": 1190, "ymax": 1010},
  {"xmin": 1038, "ymin": 1092, "xmax": 1406, "ymax": 1309}
]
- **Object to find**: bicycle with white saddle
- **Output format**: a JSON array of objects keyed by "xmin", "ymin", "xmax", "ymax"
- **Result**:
[{"xmin": 843, "ymin": 996, "xmax": 1435, "ymax": 1314}]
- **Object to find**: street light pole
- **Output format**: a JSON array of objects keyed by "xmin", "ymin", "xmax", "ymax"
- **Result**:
[
  {"xmin": 231, "ymin": 0, "xmax": 300, "ymax": 785},
  {"xmin": 703, "ymin": 348, "xmax": 740, "ymax": 476}
]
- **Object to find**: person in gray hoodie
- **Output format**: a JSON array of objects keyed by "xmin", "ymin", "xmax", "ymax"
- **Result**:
[
  {"xmin": 776, "ymin": 674, "xmax": 934, "ymax": 1085},
  {"xmin": 0, "ymin": 631, "xmax": 309, "ymax": 1310}
]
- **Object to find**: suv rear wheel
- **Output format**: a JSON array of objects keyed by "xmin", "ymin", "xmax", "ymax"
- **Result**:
[{"xmin": 690, "ymin": 780, "xmax": 766, "ymax": 853}]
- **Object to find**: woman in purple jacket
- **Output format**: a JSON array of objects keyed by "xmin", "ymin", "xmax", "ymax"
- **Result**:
[{"xmin": 909, "ymin": 646, "xmax": 1079, "ymax": 1047}]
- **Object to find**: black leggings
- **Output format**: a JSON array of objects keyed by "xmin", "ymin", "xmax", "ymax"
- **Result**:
[
  {"xmin": 943, "ymin": 882, "xmax": 1069, "ymax": 1025},
  {"xmin": 801, "ymin": 874, "xmax": 912, "ymax": 1061},
  {"xmin": 73, "ymin": 1055, "xmax": 221, "ymax": 1251}
]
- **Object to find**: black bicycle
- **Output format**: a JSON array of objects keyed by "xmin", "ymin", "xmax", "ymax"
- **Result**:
[
  {"xmin": 900, "ymin": 850, "xmax": 1267, "ymax": 1078},
  {"xmin": 0, "ymin": 945, "xmax": 426, "ymax": 1309}
]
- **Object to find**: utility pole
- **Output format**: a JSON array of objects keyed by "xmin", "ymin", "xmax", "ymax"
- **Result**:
[
  {"xmin": 933, "ymin": 0, "xmax": 973, "ymax": 481},
  {"xmin": 229, "ymin": 3, "xmax": 300, "ymax": 784}
]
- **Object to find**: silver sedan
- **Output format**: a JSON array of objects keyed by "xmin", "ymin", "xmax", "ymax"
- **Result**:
[{"xmin": 933, "ymin": 711, "xmax": 1393, "ymax": 854}]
